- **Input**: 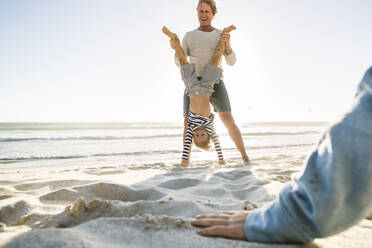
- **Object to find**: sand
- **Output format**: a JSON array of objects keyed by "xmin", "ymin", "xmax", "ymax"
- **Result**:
[{"xmin": 1, "ymin": 156, "xmax": 371, "ymax": 248}]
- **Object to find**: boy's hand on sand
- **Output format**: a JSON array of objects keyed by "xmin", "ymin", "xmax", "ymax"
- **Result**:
[
  {"xmin": 180, "ymin": 159, "xmax": 190, "ymax": 167},
  {"xmin": 191, "ymin": 210, "xmax": 250, "ymax": 240},
  {"xmin": 218, "ymin": 159, "xmax": 226, "ymax": 165}
]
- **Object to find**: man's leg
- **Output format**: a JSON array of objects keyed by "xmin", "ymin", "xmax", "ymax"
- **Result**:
[
  {"xmin": 218, "ymin": 111, "xmax": 249, "ymax": 163},
  {"xmin": 210, "ymin": 81, "xmax": 249, "ymax": 163}
]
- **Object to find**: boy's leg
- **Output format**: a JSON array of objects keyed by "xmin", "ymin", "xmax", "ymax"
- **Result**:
[
  {"xmin": 209, "ymin": 25, "xmax": 236, "ymax": 66},
  {"xmin": 162, "ymin": 26, "xmax": 188, "ymax": 66},
  {"xmin": 209, "ymin": 40, "xmax": 225, "ymax": 67},
  {"xmin": 182, "ymin": 80, "xmax": 249, "ymax": 163},
  {"xmin": 200, "ymin": 65, "xmax": 223, "ymax": 94},
  {"xmin": 181, "ymin": 64, "xmax": 198, "ymax": 94}
]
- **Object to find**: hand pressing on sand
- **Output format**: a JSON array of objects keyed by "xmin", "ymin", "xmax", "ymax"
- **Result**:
[
  {"xmin": 192, "ymin": 204, "xmax": 256, "ymax": 240},
  {"xmin": 191, "ymin": 210, "xmax": 252, "ymax": 240}
]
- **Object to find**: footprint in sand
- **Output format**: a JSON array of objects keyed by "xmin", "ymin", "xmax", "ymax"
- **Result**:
[
  {"xmin": 158, "ymin": 178, "xmax": 201, "ymax": 190},
  {"xmin": 14, "ymin": 180, "xmax": 94, "ymax": 191},
  {"xmin": 213, "ymin": 170, "xmax": 252, "ymax": 181},
  {"xmin": 40, "ymin": 182, "xmax": 166, "ymax": 204}
]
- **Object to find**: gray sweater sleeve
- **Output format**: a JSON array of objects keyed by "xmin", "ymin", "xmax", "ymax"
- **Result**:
[{"xmin": 245, "ymin": 66, "xmax": 372, "ymax": 243}]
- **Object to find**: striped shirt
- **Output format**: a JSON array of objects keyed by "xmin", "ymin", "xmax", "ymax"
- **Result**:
[{"xmin": 182, "ymin": 112, "xmax": 224, "ymax": 161}]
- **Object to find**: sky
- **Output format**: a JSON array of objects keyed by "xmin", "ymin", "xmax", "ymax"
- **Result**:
[{"xmin": 1, "ymin": 0, "xmax": 372, "ymax": 123}]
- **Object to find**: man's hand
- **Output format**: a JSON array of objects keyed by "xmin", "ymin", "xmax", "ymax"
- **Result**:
[
  {"xmin": 170, "ymin": 38, "xmax": 180, "ymax": 50},
  {"xmin": 220, "ymin": 32, "xmax": 232, "ymax": 55},
  {"xmin": 220, "ymin": 32, "xmax": 230, "ymax": 43},
  {"xmin": 191, "ymin": 210, "xmax": 251, "ymax": 240}
]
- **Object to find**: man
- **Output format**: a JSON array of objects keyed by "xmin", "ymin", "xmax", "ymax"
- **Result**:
[
  {"xmin": 171, "ymin": 0, "xmax": 250, "ymax": 163},
  {"xmin": 163, "ymin": 25, "xmax": 236, "ymax": 167},
  {"xmin": 191, "ymin": 66, "xmax": 372, "ymax": 243}
]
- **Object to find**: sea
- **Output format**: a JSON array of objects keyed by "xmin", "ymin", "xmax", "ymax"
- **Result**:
[{"xmin": 0, "ymin": 122, "xmax": 328, "ymax": 169}]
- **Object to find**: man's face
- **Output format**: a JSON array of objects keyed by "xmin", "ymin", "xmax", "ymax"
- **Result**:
[
  {"xmin": 194, "ymin": 127, "xmax": 209, "ymax": 144},
  {"xmin": 197, "ymin": 2, "xmax": 213, "ymax": 27}
]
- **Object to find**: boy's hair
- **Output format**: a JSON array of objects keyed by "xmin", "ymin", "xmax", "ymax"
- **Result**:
[
  {"xmin": 193, "ymin": 134, "xmax": 212, "ymax": 151},
  {"xmin": 197, "ymin": 0, "xmax": 217, "ymax": 16}
]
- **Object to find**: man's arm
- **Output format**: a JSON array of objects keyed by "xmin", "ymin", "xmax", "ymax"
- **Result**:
[
  {"xmin": 193, "ymin": 67, "xmax": 372, "ymax": 243},
  {"xmin": 220, "ymin": 31, "xmax": 236, "ymax": 66},
  {"xmin": 243, "ymin": 91, "xmax": 372, "ymax": 242}
]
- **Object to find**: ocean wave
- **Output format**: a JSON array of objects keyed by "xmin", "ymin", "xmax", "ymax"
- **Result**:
[
  {"xmin": 0, "ymin": 122, "xmax": 328, "ymax": 131},
  {"xmin": 0, "ymin": 150, "xmax": 182, "ymax": 162},
  {"xmin": 217, "ymin": 143, "xmax": 315, "ymax": 152},
  {"xmin": 0, "ymin": 122, "xmax": 182, "ymax": 131},
  {"xmin": 241, "ymin": 131, "xmax": 320, "ymax": 136},
  {"xmin": 242, "ymin": 122, "xmax": 328, "ymax": 127},
  {"xmin": 248, "ymin": 143, "xmax": 315, "ymax": 150},
  {"xmin": 0, "ymin": 143, "xmax": 315, "ymax": 163},
  {"xmin": 0, "ymin": 134, "xmax": 182, "ymax": 143},
  {"xmin": 0, "ymin": 131, "xmax": 322, "ymax": 143}
]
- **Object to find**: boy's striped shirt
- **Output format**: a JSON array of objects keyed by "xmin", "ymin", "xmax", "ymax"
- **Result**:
[{"xmin": 182, "ymin": 111, "xmax": 223, "ymax": 161}]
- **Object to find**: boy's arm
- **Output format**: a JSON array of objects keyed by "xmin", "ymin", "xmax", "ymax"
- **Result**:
[
  {"xmin": 210, "ymin": 132, "xmax": 225, "ymax": 164},
  {"xmin": 181, "ymin": 125, "xmax": 193, "ymax": 167},
  {"xmin": 183, "ymin": 115, "xmax": 188, "ymax": 145}
]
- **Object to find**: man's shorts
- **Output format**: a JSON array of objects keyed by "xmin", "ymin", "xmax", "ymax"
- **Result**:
[
  {"xmin": 183, "ymin": 78, "xmax": 231, "ymax": 116},
  {"xmin": 181, "ymin": 64, "xmax": 222, "ymax": 96}
]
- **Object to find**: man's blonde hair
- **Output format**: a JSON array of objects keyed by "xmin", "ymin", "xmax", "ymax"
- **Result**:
[{"xmin": 197, "ymin": 0, "xmax": 217, "ymax": 16}]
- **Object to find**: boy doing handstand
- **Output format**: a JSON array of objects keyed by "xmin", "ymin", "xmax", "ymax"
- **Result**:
[{"xmin": 162, "ymin": 25, "xmax": 236, "ymax": 167}]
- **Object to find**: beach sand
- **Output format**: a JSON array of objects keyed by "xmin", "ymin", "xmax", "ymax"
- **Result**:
[{"xmin": 1, "ymin": 156, "xmax": 371, "ymax": 248}]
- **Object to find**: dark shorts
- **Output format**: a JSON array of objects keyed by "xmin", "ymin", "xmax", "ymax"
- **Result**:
[{"xmin": 183, "ymin": 79, "xmax": 231, "ymax": 116}]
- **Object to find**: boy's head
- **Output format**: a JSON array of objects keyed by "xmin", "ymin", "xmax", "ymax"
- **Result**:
[{"xmin": 193, "ymin": 126, "xmax": 211, "ymax": 151}]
